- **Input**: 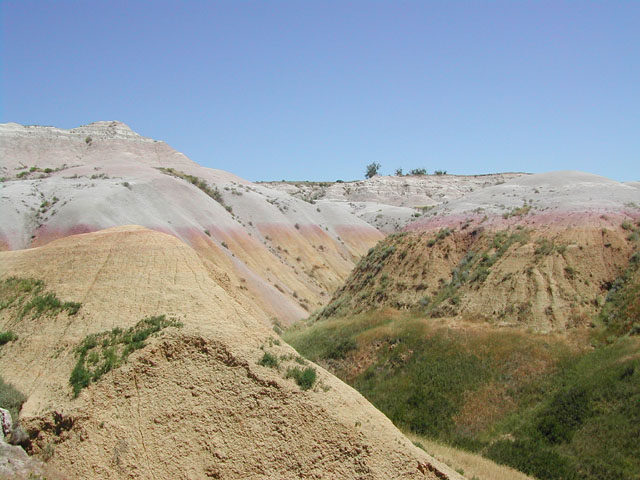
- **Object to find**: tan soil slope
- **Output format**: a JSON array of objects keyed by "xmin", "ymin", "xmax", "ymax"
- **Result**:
[
  {"xmin": 0, "ymin": 122, "xmax": 383, "ymax": 325},
  {"xmin": 0, "ymin": 226, "xmax": 456, "ymax": 480}
]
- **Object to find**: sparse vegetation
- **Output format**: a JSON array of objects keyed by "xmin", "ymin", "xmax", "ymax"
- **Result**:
[
  {"xmin": 503, "ymin": 202, "xmax": 532, "ymax": 219},
  {"xmin": 285, "ymin": 366, "xmax": 317, "ymax": 390},
  {"xmin": 0, "ymin": 375, "xmax": 26, "ymax": 420},
  {"xmin": 70, "ymin": 315, "xmax": 182, "ymax": 397},
  {"xmin": 409, "ymin": 168, "xmax": 427, "ymax": 175},
  {"xmin": 0, "ymin": 276, "xmax": 81, "ymax": 320},
  {"xmin": 158, "ymin": 167, "xmax": 232, "ymax": 212},
  {"xmin": 258, "ymin": 351, "xmax": 279, "ymax": 368},
  {"xmin": 0, "ymin": 330, "xmax": 17, "ymax": 346}
]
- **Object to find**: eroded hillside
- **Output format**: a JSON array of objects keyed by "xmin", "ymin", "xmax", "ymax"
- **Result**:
[
  {"xmin": 0, "ymin": 122, "xmax": 383, "ymax": 325},
  {"xmin": 318, "ymin": 172, "xmax": 640, "ymax": 332},
  {"xmin": 0, "ymin": 226, "xmax": 458, "ymax": 480},
  {"xmin": 285, "ymin": 172, "xmax": 640, "ymax": 480}
]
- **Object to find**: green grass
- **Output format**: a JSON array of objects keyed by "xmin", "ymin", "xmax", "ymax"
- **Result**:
[
  {"xmin": 70, "ymin": 315, "xmax": 182, "ymax": 397},
  {"xmin": 258, "ymin": 351, "xmax": 279, "ymax": 368},
  {"xmin": 285, "ymin": 309, "xmax": 640, "ymax": 480},
  {"xmin": 486, "ymin": 337, "xmax": 640, "ymax": 480},
  {"xmin": 0, "ymin": 375, "xmax": 26, "ymax": 420},
  {"xmin": 0, "ymin": 276, "xmax": 81, "ymax": 319},
  {"xmin": 285, "ymin": 366, "xmax": 317, "ymax": 390}
]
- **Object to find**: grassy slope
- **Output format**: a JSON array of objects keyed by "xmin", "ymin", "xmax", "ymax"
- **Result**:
[
  {"xmin": 285, "ymin": 309, "xmax": 640, "ymax": 480},
  {"xmin": 406, "ymin": 431, "xmax": 535, "ymax": 480}
]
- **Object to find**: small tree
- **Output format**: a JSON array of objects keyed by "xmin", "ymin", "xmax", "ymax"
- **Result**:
[
  {"xmin": 365, "ymin": 162, "xmax": 381, "ymax": 179},
  {"xmin": 409, "ymin": 168, "xmax": 427, "ymax": 176},
  {"xmin": 395, "ymin": 168, "xmax": 403, "ymax": 176}
]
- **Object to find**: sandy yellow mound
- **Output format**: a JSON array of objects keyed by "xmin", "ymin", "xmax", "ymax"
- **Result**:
[{"xmin": 0, "ymin": 226, "xmax": 456, "ymax": 479}]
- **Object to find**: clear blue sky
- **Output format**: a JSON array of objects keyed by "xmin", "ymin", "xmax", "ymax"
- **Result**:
[{"xmin": 1, "ymin": 1, "xmax": 638, "ymax": 181}]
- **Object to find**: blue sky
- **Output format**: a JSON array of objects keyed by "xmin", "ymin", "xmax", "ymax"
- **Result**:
[{"xmin": 1, "ymin": 1, "xmax": 638, "ymax": 181}]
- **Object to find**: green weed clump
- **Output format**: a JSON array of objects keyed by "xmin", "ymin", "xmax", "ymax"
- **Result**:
[
  {"xmin": 285, "ymin": 366, "xmax": 317, "ymax": 390},
  {"xmin": 0, "ymin": 276, "xmax": 81, "ymax": 319},
  {"xmin": 0, "ymin": 331, "xmax": 17, "ymax": 346},
  {"xmin": 0, "ymin": 376, "xmax": 26, "ymax": 420},
  {"xmin": 70, "ymin": 315, "xmax": 182, "ymax": 397},
  {"xmin": 258, "ymin": 352, "xmax": 279, "ymax": 368}
]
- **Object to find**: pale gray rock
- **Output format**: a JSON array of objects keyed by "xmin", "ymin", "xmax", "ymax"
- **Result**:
[{"xmin": 0, "ymin": 407, "xmax": 11, "ymax": 440}]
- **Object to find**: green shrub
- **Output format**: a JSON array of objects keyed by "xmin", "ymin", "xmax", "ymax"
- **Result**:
[
  {"xmin": 258, "ymin": 352, "xmax": 279, "ymax": 368},
  {"xmin": 286, "ymin": 366, "xmax": 317, "ymax": 390},
  {"xmin": 20, "ymin": 293, "xmax": 81, "ymax": 319},
  {"xmin": 0, "ymin": 331, "xmax": 17, "ymax": 346},
  {"xmin": 621, "ymin": 220, "xmax": 634, "ymax": 231},
  {"xmin": 0, "ymin": 277, "xmax": 81, "ymax": 319}
]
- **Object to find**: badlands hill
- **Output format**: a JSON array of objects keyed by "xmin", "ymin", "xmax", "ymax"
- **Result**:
[
  {"xmin": 318, "ymin": 171, "xmax": 640, "ymax": 331},
  {"xmin": 0, "ymin": 226, "xmax": 457, "ymax": 479},
  {"xmin": 263, "ymin": 172, "xmax": 524, "ymax": 232},
  {"xmin": 285, "ymin": 172, "xmax": 640, "ymax": 480},
  {"xmin": 0, "ymin": 122, "xmax": 464, "ymax": 479},
  {"xmin": 0, "ymin": 121, "xmax": 384, "ymax": 326}
]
